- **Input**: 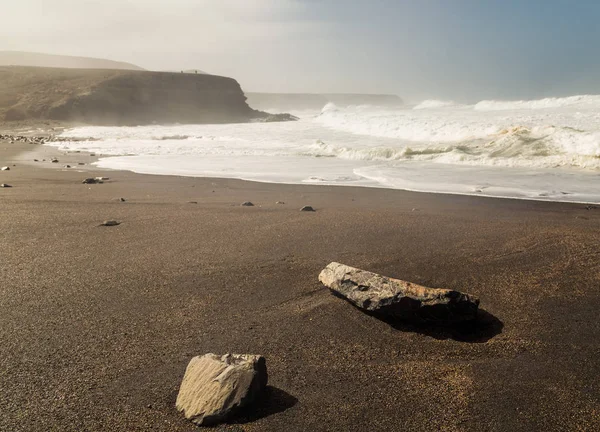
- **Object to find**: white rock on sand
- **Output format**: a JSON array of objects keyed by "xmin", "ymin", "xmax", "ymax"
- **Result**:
[{"xmin": 176, "ymin": 353, "xmax": 268, "ymax": 426}]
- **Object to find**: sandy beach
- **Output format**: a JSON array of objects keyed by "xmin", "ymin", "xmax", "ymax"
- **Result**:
[{"xmin": 1, "ymin": 137, "xmax": 600, "ymax": 431}]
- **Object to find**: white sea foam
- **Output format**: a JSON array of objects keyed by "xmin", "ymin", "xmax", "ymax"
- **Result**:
[
  {"xmin": 474, "ymin": 95, "xmax": 600, "ymax": 111},
  {"xmin": 413, "ymin": 100, "xmax": 458, "ymax": 110},
  {"xmin": 48, "ymin": 94, "xmax": 600, "ymax": 203}
]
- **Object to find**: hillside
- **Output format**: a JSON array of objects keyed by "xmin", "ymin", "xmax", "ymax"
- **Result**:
[
  {"xmin": 0, "ymin": 51, "xmax": 144, "ymax": 71},
  {"xmin": 246, "ymin": 93, "xmax": 404, "ymax": 111},
  {"xmin": 0, "ymin": 66, "xmax": 263, "ymax": 126}
]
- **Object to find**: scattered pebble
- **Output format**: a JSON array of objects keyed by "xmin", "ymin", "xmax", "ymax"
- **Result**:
[
  {"xmin": 1, "ymin": 166, "xmax": 9, "ymax": 171},
  {"xmin": 276, "ymin": 201, "xmax": 285, "ymax": 204},
  {"xmin": 300, "ymin": 206, "xmax": 315, "ymax": 212},
  {"xmin": 51, "ymin": 158, "xmax": 59, "ymax": 163},
  {"xmin": 78, "ymin": 162, "xmax": 85, "ymax": 165},
  {"xmin": 64, "ymin": 165, "xmax": 71, "ymax": 168},
  {"xmin": 100, "ymin": 220, "xmax": 120, "ymax": 227},
  {"xmin": 82, "ymin": 178, "xmax": 103, "ymax": 184},
  {"xmin": 241, "ymin": 201, "xmax": 254, "ymax": 207},
  {"xmin": 188, "ymin": 201, "xmax": 198, "ymax": 204},
  {"xmin": 33, "ymin": 159, "xmax": 39, "ymax": 162},
  {"xmin": 118, "ymin": 198, "xmax": 126, "ymax": 202},
  {"xmin": 0, "ymin": 183, "xmax": 12, "ymax": 188}
]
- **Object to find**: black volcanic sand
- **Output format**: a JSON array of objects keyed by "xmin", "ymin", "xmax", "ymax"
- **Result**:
[{"xmin": 1, "ymin": 139, "xmax": 599, "ymax": 432}]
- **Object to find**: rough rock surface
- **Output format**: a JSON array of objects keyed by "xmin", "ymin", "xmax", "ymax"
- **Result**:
[
  {"xmin": 319, "ymin": 262, "xmax": 479, "ymax": 324},
  {"xmin": 176, "ymin": 353, "xmax": 268, "ymax": 426}
]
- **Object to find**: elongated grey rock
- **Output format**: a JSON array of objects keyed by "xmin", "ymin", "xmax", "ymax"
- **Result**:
[
  {"xmin": 176, "ymin": 353, "xmax": 268, "ymax": 426},
  {"xmin": 319, "ymin": 262, "xmax": 479, "ymax": 324}
]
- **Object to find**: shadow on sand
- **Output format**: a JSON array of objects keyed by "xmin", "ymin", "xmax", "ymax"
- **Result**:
[
  {"xmin": 230, "ymin": 386, "xmax": 298, "ymax": 424},
  {"xmin": 373, "ymin": 308, "xmax": 504, "ymax": 343}
]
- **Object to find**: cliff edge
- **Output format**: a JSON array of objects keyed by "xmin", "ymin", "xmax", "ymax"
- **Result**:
[{"xmin": 0, "ymin": 66, "xmax": 264, "ymax": 126}]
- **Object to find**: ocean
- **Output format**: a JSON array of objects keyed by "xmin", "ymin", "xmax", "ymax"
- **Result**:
[{"xmin": 48, "ymin": 95, "xmax": 600, "ymax": 203}]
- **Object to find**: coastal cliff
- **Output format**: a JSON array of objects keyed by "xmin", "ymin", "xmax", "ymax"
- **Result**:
[{"xmin": 0, "ymin": 66, "xmax": 264, "ymax": 126}]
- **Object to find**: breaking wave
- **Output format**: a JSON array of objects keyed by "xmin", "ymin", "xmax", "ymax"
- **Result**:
[
  {"xmin": 303, "ymin": 126, "xmax": 600, "ymax": 169},
  {"xmin": 315, "ymin": 96, "xmax": 600, "ymax": 169},
  {"xmin": 413, "ymin": 100, "xmax": 458, "ymax": 110},
  {"xmin": 474, "ymin": 94, "xmax": 600, "ymax": 111}
]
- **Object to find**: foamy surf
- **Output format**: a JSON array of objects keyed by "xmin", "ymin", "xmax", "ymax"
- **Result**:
[{"xmin": 48, "ymin": 94, "xmax": 600, "ymax": 203}]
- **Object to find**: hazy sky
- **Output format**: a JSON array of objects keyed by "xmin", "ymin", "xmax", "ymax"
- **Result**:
[{"xmin": 3, "ymin": 0, "xmax": 600, "ymax": 101}]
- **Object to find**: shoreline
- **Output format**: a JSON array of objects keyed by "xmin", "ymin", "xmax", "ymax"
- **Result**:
[
  {"xmin": 8, "ymin": 130, "xmax": 594, "ymax": 207},
  {"xmin": 17, "ymin": 144, "xmax": 598, "ymax": 210},
  {"xmin": 88, "ymin": 159, "xmax": 600, "ymax": 206}
]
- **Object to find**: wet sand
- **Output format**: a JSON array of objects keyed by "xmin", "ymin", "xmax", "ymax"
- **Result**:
[{"xmin": 1, "ymin": 138, "xmax": 599, "ymax": 431}]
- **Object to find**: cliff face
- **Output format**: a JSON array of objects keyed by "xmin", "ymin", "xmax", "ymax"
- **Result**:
[
  {"xmin": 0, "ymin": 66, "xmax": 262, "ymax": 126},
  {"xmin": 246, "ymin": 93, "xmax": 404, "ymax": 111}
]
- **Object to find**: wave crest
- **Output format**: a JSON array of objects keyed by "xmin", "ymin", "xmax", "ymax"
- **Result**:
[
  {"xmin": 413, "ymin": 100, "xmax": 457, "ymax": 110},
  {"xmin": 474, "ymin": 95, "xmax": 600, "ymax": 111}
]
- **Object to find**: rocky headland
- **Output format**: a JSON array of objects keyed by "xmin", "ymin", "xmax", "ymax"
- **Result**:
[{"xmin": 0, "ymin": 66, "xmax": 283, "ymax": 126}]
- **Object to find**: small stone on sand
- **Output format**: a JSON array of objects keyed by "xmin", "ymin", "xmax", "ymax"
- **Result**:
[
  {"xmin": 82, "ymin": 178, "xmax": 102, "ymax": 184},
  {"xmin": 100, "ymin": 220, "xmax": 120, "ymax": 227},
  {"xmin": 0, "ymin": 183, "xmax": 12, "ymax": 188},
  {"xmin": 1, "ymin": 166, "xmax": 9, "ymax": 171},
  {"xmin": 300, "ymin": 206, "xmax": 315, "ymax": 212},
  {"xmin": 241, "ymin": 201, "xmax": 254, "ymax": 207},
  {"xmin": 276, "ymin": 201, "xmax": 285, "ymax": 204}
]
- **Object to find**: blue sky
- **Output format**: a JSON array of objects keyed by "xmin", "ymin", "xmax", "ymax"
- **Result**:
[{"xmin": 3, "ymin": 0, "xmax": 600, "ymax": 101}]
